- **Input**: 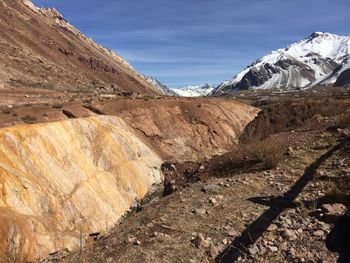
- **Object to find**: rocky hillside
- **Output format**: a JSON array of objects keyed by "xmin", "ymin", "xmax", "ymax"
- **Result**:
[
  {"xmin": 91, "ymin": 98, "xmax": 258, "ymax": 161},
  {"xmin": 0, "ymin": 95, "xmax": 259, "ymax": 261},
  {"xmin": 0, "ymin": 96, "xmax": 259, "ymax": 162},
  {"xmin": 0, "ymin": 116, "xmax": 163, "ymax": 262},
  {"xmin": 0, "ymin": 0, "xmax": 158, "ymax": 94},
  {"xmin": 214, "ymin": 32, "xmax": 350, "ymax": 94}
]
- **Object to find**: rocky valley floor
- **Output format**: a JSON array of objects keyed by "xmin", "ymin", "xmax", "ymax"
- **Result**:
[
  {"xmin": 0, "ymin": 88, "xmax": 348, "ymax": 263},
  {"xmin": 61, "ymin": 95, "xmax": 350, "ymax": 263}
]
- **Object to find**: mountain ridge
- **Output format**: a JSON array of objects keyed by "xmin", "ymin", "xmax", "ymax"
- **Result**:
[
  {"xmin": 213, "ymin": 32, "xmax": 350, "ymax": 94},
  {"xmin": 141, "ymin": 75, "xmax": 178, "ymax": 96},
  {"xmin": 0, "ymin": 0, "xmax": 158, "ymax": 95},
  {"xmin": 172, "ymin": 83, "xmax": 214, "ymax": 97}
]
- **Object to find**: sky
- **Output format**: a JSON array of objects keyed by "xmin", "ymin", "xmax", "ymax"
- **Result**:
[{"xmin": 32, "ymin": 0, "xmax": 350, "ymax": 88}]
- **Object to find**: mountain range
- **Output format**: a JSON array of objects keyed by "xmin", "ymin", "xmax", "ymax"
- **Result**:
[
  {"xmin": 171, "ymin": 84, "xmax": 214, "ymax": 97},
  {"xmin": 141, "ymin": 75, "xmax": 178, "ymax": 96},
  {"xmin": 213, "ymin": 32, "xmax": 350, "ymax": 94}
]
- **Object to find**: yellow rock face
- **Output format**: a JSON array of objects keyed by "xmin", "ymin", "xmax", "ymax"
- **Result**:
[{"xmin": 0, "ymin": 116, "xmax": 163, "ymax": 261}]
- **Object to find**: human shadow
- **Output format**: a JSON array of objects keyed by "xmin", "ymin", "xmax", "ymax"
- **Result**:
[{"xmin": 215, "ymin": 137, "xmax": 350, "ymax": 263}]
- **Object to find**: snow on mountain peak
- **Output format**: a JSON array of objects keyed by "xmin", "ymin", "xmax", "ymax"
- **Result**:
[
  {"xmin": 172, "ymin": 84, "xmax": 214, "ymax": 97},
  {"xmin": 141, "ymin": 75, "xmax": 177, "ymax": 96},
  {"xmin": 214, "ymin": 32, "xmax": 350, "ymax": 94}
]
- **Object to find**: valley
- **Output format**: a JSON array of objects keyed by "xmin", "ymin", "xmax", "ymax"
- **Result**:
[
  {"xmin": 60, "ymin": 90, "xmax": 350, "ymax": 263},
  {"xmin": 0, "ymin": 1, "xmax": 349, "ymax": 263}
]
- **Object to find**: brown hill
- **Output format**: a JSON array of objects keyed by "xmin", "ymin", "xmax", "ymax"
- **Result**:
[{"xmin": 0, "ymin": 0, "xmax": 158, "ymax": 94}]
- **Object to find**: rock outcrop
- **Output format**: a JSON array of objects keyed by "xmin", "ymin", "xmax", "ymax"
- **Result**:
[
  {"xmin": 0, "ymin": 116, "xmax": 163, "ymax": 261},
  {"xmin": 334, "ymin": 67, "xmax": 350, "ymax": 87},
  {"xmin": 93, "ymin": 98, "xmax": 259, "ymax": 161}
]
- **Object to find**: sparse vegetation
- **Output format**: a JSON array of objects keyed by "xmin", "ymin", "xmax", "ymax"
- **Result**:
[
  {"xmin": 1, "ymin": 108, "xmax": 11, "ymax": 115},
  {"xmin": 52, "ymin": 103, "xmax": 64, "ymax": 109},
  {"xmin": 21, "ymin": 115, "xmax": 37, "ymax": 124},
  {"xmin": 250, "ymin": 140, "xmax": 285, "ymax": 169},
  {"xmin": 338, "ymin": 113, "xmax": 350, "ymax": 128},
  {"xmin": 43, "ymin": 81, "xmax": 57, "ymax": 90}
]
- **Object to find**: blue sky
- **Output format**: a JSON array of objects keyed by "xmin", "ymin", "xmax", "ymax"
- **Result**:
[{"xmin": 32, "ymin": 0, "xmax": 350, "ymax": 88}]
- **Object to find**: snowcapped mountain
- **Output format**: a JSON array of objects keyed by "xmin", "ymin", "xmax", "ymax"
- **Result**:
[
  {"xmin": 141, "ymin": 75, "xmax": 178, "ymax": 96},
  {"xmin": 213, "ymin": 32, "xmax": 350, "ymax": 94},
  {"xmin": 315, "ymin": 57, "xmax": 350, "ymax": 86},
  {"xmin": 172, "ymin": 84, "xmax": 214, "ymax": 97}
]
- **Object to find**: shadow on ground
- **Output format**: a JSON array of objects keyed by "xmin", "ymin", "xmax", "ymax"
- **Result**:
[{"xmin": 215, "ymin": 137, "xmax": 350, "ymax": 263}]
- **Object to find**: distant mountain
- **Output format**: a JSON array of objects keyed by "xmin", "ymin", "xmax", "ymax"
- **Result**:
[
  {"xmin": 213, "ymin": 32, "xmax": 350, "ymax": 94},
  {"xmin": 141, "ymin": 75, "xmax": 177, "ymax": 96},
  {"xmin": 172, "ymin": 84, "xmax": 214, "ymax": 97}
]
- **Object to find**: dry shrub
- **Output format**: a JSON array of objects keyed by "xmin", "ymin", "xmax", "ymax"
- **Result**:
[
  {"xmin": 339, "ymin": 113, "xmax": 350, "ymax": 128},
  {"xmin": 21, "ymin": 115, "xmax": 37, "ymax": 124},
  {"xmin": 327, "ymin": 176, "xmax": 350, "ymax": 202},
  {"xmin": 52, "ymin": 103, "xmax": 64, "ymax": 109},
  {"xmin": 302, "ymin": 155, "xmax": 314, "ymax": 166},
  {"xmin": 0, "ymin": 253, "xmax": 24, "ymax": 263},
  {"xmin": 1, "ymin": 108, "xmax": 11, "ymax": 115},
  {"xmin": 250, "ymin": 140, "xmax": 285, "ymax": 169}
]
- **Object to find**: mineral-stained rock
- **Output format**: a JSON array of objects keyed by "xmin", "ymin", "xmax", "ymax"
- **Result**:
[{"xmin": 0, "ymin": 116, "xmax": 163, "ymax": 261}]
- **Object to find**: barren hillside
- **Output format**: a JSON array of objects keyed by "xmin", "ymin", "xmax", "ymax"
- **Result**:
[{"xmin": 0, "ymin": 0, "xmax": 158, "ymax": 94}]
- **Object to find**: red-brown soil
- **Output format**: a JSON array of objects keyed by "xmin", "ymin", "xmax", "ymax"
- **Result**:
[{"xmin": 0, "ymin": 95, "xmax": 259, "ymax": 162}]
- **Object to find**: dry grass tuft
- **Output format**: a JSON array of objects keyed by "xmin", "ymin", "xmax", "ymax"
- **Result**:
[
  {"xmin": 21, "ymin": 115, "xmax": 37, "ymax": 124},
  {"xmin": 250, "ymin": 140, "xmax": 285, "ymax": 169},
  {"xmin": 339, "ymin": 113, "xmax": 350, "ymax": 128}
]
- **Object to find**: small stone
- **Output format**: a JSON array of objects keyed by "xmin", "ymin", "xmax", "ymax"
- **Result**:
[
  {"xmin": 146, "ymin": 222, "xmax": 154, "ymax": 228},
  {"xmin": 313, "ymin": 230, "xmax": 325, "ymax": 237},
  {"xmin": 287, "ymin": 147, "xmax": 295, "ymax": 156},
  {"xmin": 321, "ymin": 203, "xmax": 346, "ymax": 216},
  {"xmin": 227, "ymin": 229, "xmax": 237, "ymax": 237},
  {"xmin": 192, "ymin": 208, "xmax": 207, "ymax": 215},
  {"xmin": 134, "ymin": 240, "xmax": 141, "ymax": 246},
  {"xmin": 268, "ymin": 246, "xmax": 278, "ymax": 252},
  {"xmin": 267, "ymin": 224, "xmax": 278, "ymax": 231},
  {"xmin": 283, "ymin": 229, "xmax": 297, "ymax": 241},
  {"xmin": 193, "ymin": 233, "xmax": 211, "ymax": 248},
  {"xmin": 209, "ymin": 197, "xmax": 218, "ymax": 205},
  {"xmin": 222, "ymin": 238, "xmax": 228, "ymax": 245},
  {"xmin": 248, "ymin": 245, "xmax": 259, "ymax": 255},
  {"xmin": 127, "ymin": 236, "xmax": 137, "ymax": 244}
]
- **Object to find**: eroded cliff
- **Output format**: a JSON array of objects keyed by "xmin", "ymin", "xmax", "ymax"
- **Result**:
[
  {"xmin": 0, "ymin": 116, "xmax": 163, "ymax": 261},
  {"xmin": 93, "ymin": 98, "xmax": 259, "ymax": 161}
]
